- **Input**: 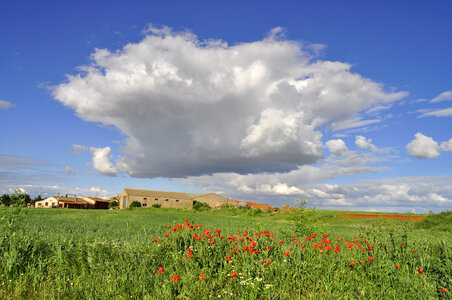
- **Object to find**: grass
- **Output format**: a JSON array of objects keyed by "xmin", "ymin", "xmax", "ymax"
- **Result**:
[{"xmin": 0, "ymin": 207, "xmax": 450, "ymax": 299}]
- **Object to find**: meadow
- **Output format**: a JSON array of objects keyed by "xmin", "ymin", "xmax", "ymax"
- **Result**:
[{"xmin": 0, "ymin": 206, "xmax": 450, "ymax": 299}]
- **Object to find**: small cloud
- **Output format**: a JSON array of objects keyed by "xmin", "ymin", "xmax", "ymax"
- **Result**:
[
  {"xmin": 90, "ymin": 146, "xmax": 117, "ymax": 176},
  {"xmin": 406, "ymin": 133, "xmax": 440, "ymax": 159},
  {"xmin": 440, "ymin": 138, "xmax": 452, "ymax": 152},
  {"xmin": 71, "ymin": 144, "xmax": 89, "ymax": 156},
  {"xmin": 419, "ymin": 107, "xmax": 452, "ymax": 118},
  {"xmin": 355, "ymin": 135, "xmax": 377, "ymax": 152},
  {"xmin": 325, "ymin": 139, "xmax": 348, "ymax": 156},
  {"xmin": 0, "ymin": 100, "xmax": 14, "ymax": 110},
  {"xmin": 431, "ymin": 90, "xmax": 452, "ymax": 103},
  {"xmin": 64, "ymin": 165, "xmax": 79, "ymax": 175},
  {"xmin": 332, "ymin": 118, "xmax": 380, "ymax": 131}
]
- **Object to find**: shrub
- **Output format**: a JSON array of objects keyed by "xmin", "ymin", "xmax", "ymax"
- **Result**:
[
  {"xmin": 129, "ymin": 201, "xmax": 141, "ymax": 208},
  {"xmin": 193, "ymin": 201, "xmax": 211, "ymax": 211},
  {"xmin": 109, "ymin": 200, "xmax": 118, "ymax": 208},
  {"xmin": 152, "ymin": 204, "xmax": 161, "ymax": 208}
]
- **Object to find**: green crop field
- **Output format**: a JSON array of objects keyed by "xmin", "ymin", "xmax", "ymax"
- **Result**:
[{"xmin": 0, "ymin": 206, "xmax": 450, "ymax": 299}]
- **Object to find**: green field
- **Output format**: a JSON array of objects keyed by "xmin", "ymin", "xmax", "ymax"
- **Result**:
[{"xmin": 0, "ymin": 207, "xmax": 450, "ymax": 299}]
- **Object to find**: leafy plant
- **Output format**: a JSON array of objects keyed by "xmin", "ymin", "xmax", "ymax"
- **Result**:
[{"xmin": 129, "ymin": 201, "xmax": 142, "ymax": 208}]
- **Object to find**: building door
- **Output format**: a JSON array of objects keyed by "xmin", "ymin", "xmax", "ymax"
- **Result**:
[{"xmin": 122, "ymin": 196, "xmax": 127, "ymax": 208}]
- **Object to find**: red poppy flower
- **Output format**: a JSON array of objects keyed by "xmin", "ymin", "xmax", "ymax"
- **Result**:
[
  {"xmin": 280, "ymin": 240, "xmax": 284, "ymax": 244},
  {"xmin": 153, "ymin": 237, "xmax": 158, "ymax": 242},
  {"xmin": 209, "ymin": 241, "xmax": 215, "ymax": 245},
  {"xmin": 267, "ymin": 246, "xmax": 272, "ymax": 251},
  {"xmin": 167, "ymin": 225, "xmax": 171, "ymax": 229},
  {"xmin": 320, "ymin": 250, "xmax": 324, "ymax": 254},
  {"xmin": 184, "ymin": 219, "xmax": 188, "ymax": 222},
  {"xmin": 216, "ymin": 229, "xmax": 221, "ymax": 233},
  {"xmin": 186, "ymin": 254, "xmax": 193, "ymax": 259},
  {"xmin": 158, "ymin": 267, "xmax": 164, "ymax": 274},
  {"xmin": 227, "ymin": 255, "xmax": 231, "ymax": 262},
  {"xmin": 230, "ymin": 273, "xmax": 238, "ymax": 277},
  {"xmin": 337, "ymin": 238, "xmax": 342, "ymax": 242},
  {"xmin": 395, "ymin": 264, "xmax": 401, "ymax": 269},
  {"xmin": 311, "ymin": 234, "xmax": 317, "ymax": 238},
  {"xmin": 350, "ymin": 261, "xmax": 355, "ymax": 265},
  {"xmin": 172, "ymin": 275, "xmax": 179, "ymax": 282},
  {"xmin": 284, "ymin": 252, "xmax": 290, "ymax": 257},
  {"xmin": 199, "ymin": 275, "xmax": 206, "ymax": 279},
  {"xmin": 262, "ymin": 260, "xmax": 266, "ymax": 263},
  {"xmin": 163, "ymin": 233, "xmax": 168, "ymax": 237},
  {"xmin": 441, "ymin": 288, "xmax": 447, "ymax": 292},
  {"xmin": 419, "ymin": 268, "xmax": 423, "ymax": 275},
  {"xmin": 368, "ymin": 257, "xmax": 374, "ymax": 262},
  {"xmin": 360, "ymin": 260, "xmax": 364, "ymax": 264},
  {"xmin": 323, "ymin": 234, "xmax": 328, "ymax": 238}
]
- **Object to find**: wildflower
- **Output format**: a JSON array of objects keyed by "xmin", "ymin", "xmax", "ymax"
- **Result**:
[
  {"xmin": 187, "ymin": 254, "xmax": 193, "ymax": 259},
  {"xmin": 167, "ymin": 225, "xmax": 171, "ymax": 229},
  {"xmin": 337, "ymin": 238, "xmax": 342, "ymax": 242},
  {"xmin": 172, "ymin": 275, "xmax": 179, "ymax": 282},
  {"xmin": 227, "ymin": 255, "xmax": 231, "ymax": 262},
  {"xmin": 360, "ymin": 260, "xmax": 364, "ymax": 264},
  {"xmin": 153, "ymin": 237, "xmax": 158, "ymax": 242},
  {"xmin": 262, "ymin": 260, "xmax": 266, "ymax": 263},
  {"xmin": 368, "ymin": 257, "xmax": 374, "ymax": 262},
  {"xmin": 268, "ymin": 261, "xmax": 273, "ymax": 264},
  {"xmin": 192, "ymin": 233, "xmax": 197, "ymax": 238},
  {"xmin": 320, "ymin": 250, "xmax": 324, "ymax": 254},
  {"xmin": 199, "ymin": 275, "xmax": 206, "ymax": 279},
  {"xmin": 419, "ymin": 268, "xmax": 424, "ymax": 275},
  {"xmin": 158, "ymin": 267, "xmax": 164, "ymax": 274},
  {"xmin": 395, "ymin": 264, "xmax": 401, "ymax": 269},
  {"xmin": 323, "ymin": 234, "xmax": 328, "ymax": 238},
  {"xmin": 210, "ymin": 241, "xmax": 215, "ymax": 245},
  {"xmin": 280, "ymin": 240, "xmax": 284, "ymax": 244},
  {"xmin": 267, "ymin": 246, "xmax": 272, "ymax": 251},
  {"xmin": 216, "ymin": 229, "xmax": 221, "ymax": 233},
  {"xmin": 350, "ymin": 261, "xmax": 355, "ymax": 265},
  {"xmin": 441, "ymin": 288, "xmax": 447, "ymax": 292},
  {"xmin": 284, "ymin": 252, "xmax": 290, "ymax": 257},
  {"xmin": 163, "ymin": 233, "xmax": 168, "ymax": 237},
  {"xmin": 184, "ymin": 219, "xmax": 188, "ymax": 222},
  {"xmin": 230, "ymin": 273, "xmax": 238, "ymax": 278}
]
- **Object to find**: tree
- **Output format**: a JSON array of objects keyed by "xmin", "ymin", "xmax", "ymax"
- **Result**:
[
  {"xmin": 0, "ymin": 194, "xmax": 11, "ymax": 206},
  {"xmin": 129, "ymin": 201, "xmax": 141, "ymax": 208},
  {"xmin": 10, "ymin": 190, "xmax": 28, "ymax": 206},
  {"xmin": 108, "ymin": 200, "xmax": 118, "ymax": 208}
]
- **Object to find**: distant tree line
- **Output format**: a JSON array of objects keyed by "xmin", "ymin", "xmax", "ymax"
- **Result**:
[{"xmin": 0, "ymin": 190, "xmax": 43, "ymax": 206}]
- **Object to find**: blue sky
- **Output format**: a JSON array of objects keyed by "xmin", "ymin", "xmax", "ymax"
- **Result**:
[{"xmin": 1, "ymin": 1, "xmax": 451, "ymax": 212}]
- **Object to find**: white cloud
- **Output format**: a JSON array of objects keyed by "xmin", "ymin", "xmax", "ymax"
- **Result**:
[
  {"xmin": 440, "ymin": 138, "xmax": 452, "ymax": 152},
  {"xmin": 325, "ymin": 139, "xmax": 348, "ymax": 156},
  {"xmin": 332, "ymin": 117, "xmax": 380, "ymax": 131},
  {"xmin": 71, "ymin": 144, "xmax": 89, "ymax": 156},
  {"xmin": 90, "ymin": 147, "xmax": 117, "ymax": 176},
  {"xmin": 431, "ymin": 90, "xmax": 452, "ymax": 102},
  {"xmin": 419, "ymin": 107, "xmax": 452, "ymax": 117},
  {"xmin": 406, "ymin": 133, "xmax": 440, "ymax": 159},
  {"xmin": 64, "ymin": 165, "xmax": 79, "ymax": 175},
  {"xmin": 0, "ymin": 100, "xmax": 14, "ymax": 109},
  {"xmin": 53, "ymin": 26, "xmax": 406, "ymax": 178},
  {"xmin": 355, "ymin": 135, "xmax": 377, "ymax": 151}
]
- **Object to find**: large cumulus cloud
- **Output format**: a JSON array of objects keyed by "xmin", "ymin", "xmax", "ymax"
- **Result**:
[{"xmin": 53, "ymin": 26, "xmax": 406, "ymax": 178}]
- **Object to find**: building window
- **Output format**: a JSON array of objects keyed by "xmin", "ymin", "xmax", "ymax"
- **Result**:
[
  {"xmin": 176, "ymin": 199, "xmax": 179, "ymax": 202},
  {"xmin": 155, "ymin": 198, "xmax": 158, "ymax": 201},
  {"xmin": 165, "ymin": 199, "xmax": 168, "ymax": 202},
  {"xmin": 142, "ymin": 203, "xmax": 147, "ymax": 207},
  {"xmin": 143, "ymin": 197, "xmax": 147, "ymax": 200},
  {"xmin": 45, "ymin": 202, "xmax": 48, "ymax": 206}
]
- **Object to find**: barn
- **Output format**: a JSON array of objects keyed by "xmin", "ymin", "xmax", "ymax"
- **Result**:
[{"xmin": 118, "ymin": 189, "xmax": 231, "ymax": 209}]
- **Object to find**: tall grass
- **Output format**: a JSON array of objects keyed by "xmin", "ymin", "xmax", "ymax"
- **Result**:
[{"xmin": 0, "ymin": 207, "xmax": 450, "ymax": 298}]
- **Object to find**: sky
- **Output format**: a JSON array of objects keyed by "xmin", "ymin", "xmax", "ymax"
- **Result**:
[{"xmin": 1, "ymin": 0, "xmax": 451, "ymax": 213}]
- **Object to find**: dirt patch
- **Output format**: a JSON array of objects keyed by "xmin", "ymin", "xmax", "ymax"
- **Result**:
[{"xmin": 338, "ymin": 214, "xmax": 424, "ymax": 221}]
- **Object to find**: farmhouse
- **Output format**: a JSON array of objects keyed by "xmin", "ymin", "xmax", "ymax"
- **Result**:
[
  {"xmin": 231, "ymin": 199, "xmax": 273, "ymax": 211},
  {"xmin": 118, "ymin": 188, "xmax": 231, "ymax": 209},
  {"xmin": 35, "ymin": 196, "xmax": 109, "ymax": 209}
]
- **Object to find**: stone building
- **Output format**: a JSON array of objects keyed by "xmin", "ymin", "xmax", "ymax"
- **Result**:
[{"xmin": 118, "ymin": 188, "xmax": 230, "ymax": 209}]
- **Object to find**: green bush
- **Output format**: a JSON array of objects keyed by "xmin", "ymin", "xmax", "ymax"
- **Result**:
[
  {"xmin": 129, "ymin": 201, "xmax": 142, "ymax": 208},
  {"xmin": 193, "ymin": 201, "xmax": 211, "ymax": 211},
  {"xmin": 108, "ymin": 200, "xmax": 118, "ymax": 208},
  {"xmin": 151, "ymin": 204, "xmax": 161, "ymax": 208}
]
